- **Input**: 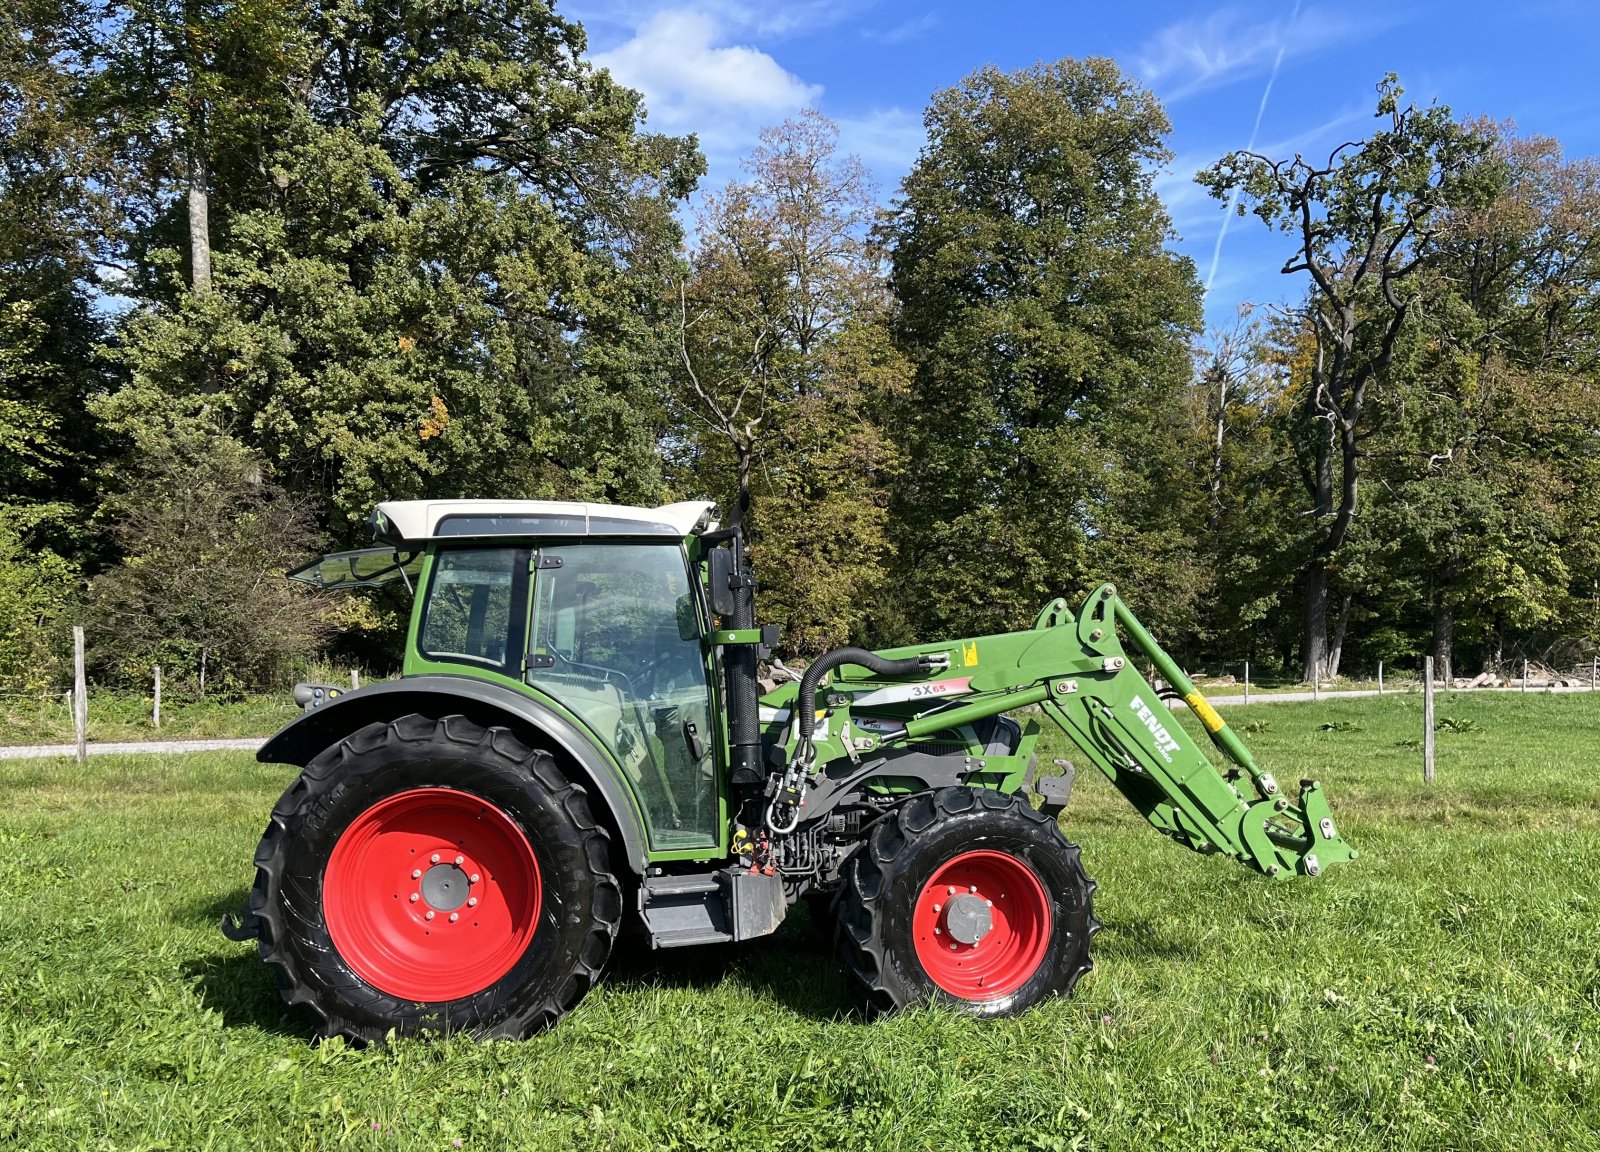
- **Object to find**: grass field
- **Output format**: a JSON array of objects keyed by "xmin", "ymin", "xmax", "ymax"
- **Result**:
[
  {"xmin": 0, "ymin": 691, "xmax": 302, "ymax": 746},
  {"xmin": 2, "ymin": 692, "xmax": 1597, "ymax": 1150}
]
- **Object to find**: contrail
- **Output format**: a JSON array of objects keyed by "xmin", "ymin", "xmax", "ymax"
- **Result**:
[{"xmin": 1204, "ymin": 0, "xmax": 1303, "ymax": 296}]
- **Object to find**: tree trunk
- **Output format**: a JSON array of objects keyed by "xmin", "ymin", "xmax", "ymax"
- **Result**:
[
  {"xmin": 1209, "ymin": 370, "xmax": 1226, "ymax": 526},
  {"xmin": 188, "ymin": 147, "xmax": 211, "ymax": 292},
  {"xmin": 1301, "ymin": 565, "xmax": 1328, "ymax": 683},
  {"xmin": 1298, "ymin": 374, "xmax": 1336, "ymax": 682},
  {"xmin": 1432, "ymin": 600, "xmax": 1454, "ymax": 686},
  {"xmin": 1325, "ymin": 593, "xmax": 1351, "ymax": 680}
]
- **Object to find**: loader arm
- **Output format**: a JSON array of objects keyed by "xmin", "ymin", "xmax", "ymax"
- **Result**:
[
  {"xmin": 1034, "ymin": 584, "xmax": 1356, "ymax": 878},
  {"xmin": 777, "ymin": 584, "xmax": 1356, "ymax": 880}
]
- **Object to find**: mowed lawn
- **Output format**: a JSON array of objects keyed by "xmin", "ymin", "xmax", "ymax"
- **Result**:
[{"xmin": 1, "ymin": 693, "xmax": 1597, "ymax": 1151}]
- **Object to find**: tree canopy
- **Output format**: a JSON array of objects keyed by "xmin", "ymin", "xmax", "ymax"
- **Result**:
[{"xmin": 1, "ymin": 9, "xmax": 1597, "ymax": 692}]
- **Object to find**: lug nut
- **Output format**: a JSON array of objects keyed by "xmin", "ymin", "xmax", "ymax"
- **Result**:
[
  {"xmin": 932, "ymin": 903, "xmax": 941, "ymax": 913},
  {"xmin": 969, "ymin": 885, "xmax": 977, "ymax": 893},
  {"xmin": 454, "ymin": 855, "xmax": 464, "ymax": 866},
  {"xmin": 425, "ymin": 911, "xmax": 435, "ymax": 921},
  {"xmin": 449, "ymin": 913, "xmax": 459, "ymax": 923},
  {"xmin": 934, "ymin": 927, "xmax": 941, "ymax": 935},
  {"xmin": 986, "ymin": 899, "xmax": 992, "ymax": 907},
  {"xmin": 947, "ymin": 886, "xmax": 955, "ymax": 895},
  {"xmin": 411, "ymin": 869, "xmax": 421, "ymax": 879},
  {"xmin": 430, "ymin": 853, "xmax": 440, "ymax": 863},
  {"xmin": 469, "ymin": 873, "xmax": 480, "ymax": 884},
  {"xmin": 467, "ymin": 897, "xmax": 477, "ymax": 907},
  {"xmin": 409, "ymin": 893, "xmax": 419, "ymax": 903}
]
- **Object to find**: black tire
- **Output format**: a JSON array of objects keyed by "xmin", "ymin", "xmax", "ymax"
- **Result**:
[
  {"xmin": 838, "ymin": 787, "xmax": 1097, "ymax": 1016},
  {"xmin": 248, "ymin": 713, "xmax": 621, "ymax": 1041}
]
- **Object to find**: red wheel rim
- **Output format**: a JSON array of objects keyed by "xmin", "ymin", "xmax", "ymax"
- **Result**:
[
  {"xmin": 324, "ymin": 788, "xmax": 541, "ymax": 1001},
  {"xmin": 912, "ymin": 849, "xmax": 1051, "ymax": 1001}
]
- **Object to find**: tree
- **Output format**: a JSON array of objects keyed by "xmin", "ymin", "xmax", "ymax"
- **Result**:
[
  {"xmin": 1185, "ymin": 309, "xmax": 1306, "ymax": 669},
  {"xmin": 1358, "ymin": 128, "xmax": 1600, "ymax": 678},
  {"xmin": 99, "ymin": 0, "xmax": 703, "ymax": 534},
  {"xmin": 882, "ymin": 59, "xmax": 1205, "ymax": 643},
  {"xmin": 673, "ymin": 111, "xmax": 909, "ymax": 654},
  {"xmin": 1199, "ymin": 76, "xmax": 1495, "ymax": 679},
  {"xmin": 0, "ymin": 2, "xmax": 115, "ymax": 553},
  {"xmin": 89, "ymin": 415, "xmax": 328, "ymax": 693},
  {"xmin": 0, "ymin": 512, "xmax": 77, "ymax": 692}
]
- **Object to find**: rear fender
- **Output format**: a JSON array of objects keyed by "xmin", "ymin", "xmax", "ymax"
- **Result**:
[{"xmin": 257, "ymin": 676, "xmax": 648, "ymax": 874}]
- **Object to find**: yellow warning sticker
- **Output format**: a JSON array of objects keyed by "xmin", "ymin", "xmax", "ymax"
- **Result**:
[
  {"xmin": 1185, "ymin": 693, "xmax": 1226, "ymax": 734},
  {"xmin": 962, "ymin": 641, "xmax": 979, "ymax": 666}
]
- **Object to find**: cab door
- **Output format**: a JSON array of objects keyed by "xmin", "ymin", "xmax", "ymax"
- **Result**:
[{"xmin": 523, "ymin": 542, "xmax": 718, "ymax": 851}]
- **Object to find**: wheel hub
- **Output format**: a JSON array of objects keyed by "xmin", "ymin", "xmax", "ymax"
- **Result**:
[
  {"xmin": 323, "ymin": 787, "xmax": 541, "ymax": 1002},
  {"xmin": 941, "ymin": 893, "xmax": 992, "ymax": 944},
  {"xmin": 419, "ymin": 863, "xmax": 471, "ymax": 911},
  {"xmin": 911, "ymin": 849, "xmax": 1051, "ymax": 1001}
]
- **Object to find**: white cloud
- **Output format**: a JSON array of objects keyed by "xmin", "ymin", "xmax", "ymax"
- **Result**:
[
  {"xmin": 584, "ymin": 3, "xmax": 920, "ymax": 200},
  {"xmin": 592, "ymin": 8, "xmax": 823, "ymax": 153},
  {"xmin": 1136, "ymin": 5, "xmax": 1395, "ymax": 102}
]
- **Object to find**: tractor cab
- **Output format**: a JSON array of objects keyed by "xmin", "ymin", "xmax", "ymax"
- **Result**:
[{"xmin": 290, "ymin": 499, "xmax": 727, "ymax": 852}]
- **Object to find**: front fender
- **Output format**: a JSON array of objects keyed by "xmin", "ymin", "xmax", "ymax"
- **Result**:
[{"xmin": 258, "ymin": 676, "xmax": 648, "ymax": 874}]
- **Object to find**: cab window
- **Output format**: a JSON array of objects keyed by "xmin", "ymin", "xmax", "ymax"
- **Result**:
[{"xmin": 419, "ymin": 547, "xmax": 528, "ymax": 673}]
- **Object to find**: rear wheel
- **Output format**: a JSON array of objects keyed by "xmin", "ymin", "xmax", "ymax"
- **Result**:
[
  {"xmin": 249, "ymin": 714, "xmax": 620, "ymax": 1041},
  {"xmin": 838, "ymin": 787, "xmax": 1096, "ymax": 1016}
]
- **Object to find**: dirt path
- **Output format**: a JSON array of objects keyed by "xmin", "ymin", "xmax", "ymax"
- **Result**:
[{"xmin": 0, "ymin": 737, "xmax": 266, "ymax": 761}]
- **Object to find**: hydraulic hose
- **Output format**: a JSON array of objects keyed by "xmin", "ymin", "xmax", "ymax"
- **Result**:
[
  {"xmin": 795, "ymin": 647, "xmax": 934, "ymax": 744},
  {"xmin": 768, "ymin": 646, "xmax": 938, "ymax": 836}
]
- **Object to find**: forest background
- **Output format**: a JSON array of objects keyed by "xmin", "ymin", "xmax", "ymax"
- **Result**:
[{"xmin": 4, "ymin": 0, "xmax": 1599, "ymax": 699}]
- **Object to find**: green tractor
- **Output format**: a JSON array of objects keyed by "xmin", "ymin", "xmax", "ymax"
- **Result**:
[{"xmin": 222, "ymin": 498, "xmax": 1355, "ymax": 1040}]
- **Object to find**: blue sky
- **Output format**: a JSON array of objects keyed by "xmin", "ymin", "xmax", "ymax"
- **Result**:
[{"xmin": 571, "ymin": 0, "xmax": 1600, "ymax": 329}]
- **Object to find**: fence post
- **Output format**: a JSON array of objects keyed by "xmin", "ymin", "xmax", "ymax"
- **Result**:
[
  {"xmin": 1378, "ymin": 660, "xmax": 1384, "ymax": 695},
  {"xmin": 152, "ymin": 665, "xmax": 162, "ymax": 729},
  {"xmin": 1313, "ymin": 661, "xmax": 1321, "ymax": 702},
  {"xmin": 1423, "ymin": 655, "xmax": 1435, "ymax": 784},
  {"xmin": 1243, "ymin": 661, "xmax": 1250, "ymax": 705},
  {"xmin": 1523, "ymin": 658, "xmax": 1529, "ymax": 694},
  {"xmin": 1591, "ymin": 657, "xmax": 1596, "ymax": 692},
  {"xmin": 73, "ymin": 626, "xmax": 87, "ymax": 765},
  {"xmin": 350, "ymin": 669, "xmax": 361, "ymax": 690}
]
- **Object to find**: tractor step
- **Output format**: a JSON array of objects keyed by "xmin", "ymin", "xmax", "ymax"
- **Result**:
[
  {"xmin": 639, "ymin": 869, "xmax": 786, "ymax": 948},
  {"xmin": 650, "ymin": 927, "xmax": 735, "ymax": 948},
  {"xmin": 642, "ymin": 874, "xmax": 722, "ymax": 897}
]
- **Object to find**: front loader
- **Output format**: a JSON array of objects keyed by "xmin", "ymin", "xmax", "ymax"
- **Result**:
[{"xmin": 222, "ymin": 498, "xmax": 1355, "ymax": 1040}]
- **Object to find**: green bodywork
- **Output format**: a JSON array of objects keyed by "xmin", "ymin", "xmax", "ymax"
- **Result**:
[
  {"xmin": 342, "ymin": 535, "xmax": 1351, "ymax": 879},
  {"xmin": 761, "ymin": 584, "xmax": 1356, "ymax": 879}
]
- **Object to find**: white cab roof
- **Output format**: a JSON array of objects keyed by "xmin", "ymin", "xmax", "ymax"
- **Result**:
[{"xmin": 371, "ymin": 499, "xmax": 717, "ymax": 543}]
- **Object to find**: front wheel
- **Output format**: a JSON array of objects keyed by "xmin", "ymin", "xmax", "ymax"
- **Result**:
[
  {"xmin": 838, "ymin": 787, "xmax": 1097, "ymax": 1016},
  {"xmin": 248, "ymin": 714, "xmax": 621, "ymax": 1041}
]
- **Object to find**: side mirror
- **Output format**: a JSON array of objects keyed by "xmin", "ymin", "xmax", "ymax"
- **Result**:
[
  {"xmin": 707, "ymin": 547, "xmax": 736, "ymax": 617},
  {"xmin": 676, "ymin": 593, "xmax": 702, "ymax": 642}
]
